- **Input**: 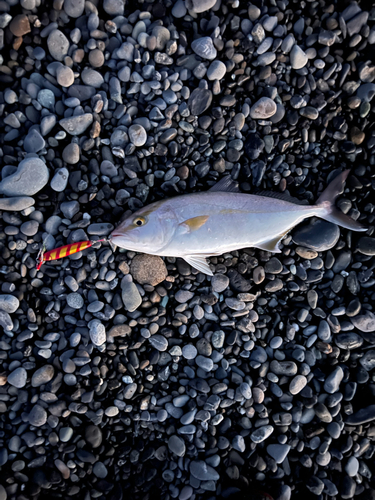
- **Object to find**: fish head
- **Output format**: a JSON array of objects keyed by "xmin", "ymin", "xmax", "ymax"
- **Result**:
[{"xmin": 110, "ymin": 200, "xmax": 177, "ymax": 253}]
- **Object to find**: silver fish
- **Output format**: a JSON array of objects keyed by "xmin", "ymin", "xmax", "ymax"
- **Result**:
[{"xmin": 110, "ymin": 170, "xmax": 367, "ymax": 276}]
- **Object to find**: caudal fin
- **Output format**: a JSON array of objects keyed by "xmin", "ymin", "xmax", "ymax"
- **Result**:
[{"xmin": 316, "ymin": 170, "xmax": 368, "ymax": 232}]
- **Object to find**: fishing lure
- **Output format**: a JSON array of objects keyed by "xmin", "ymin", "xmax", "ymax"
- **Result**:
[{"xmin": 36, "ymin": 239, "xmax": 106, "ymax": 270}]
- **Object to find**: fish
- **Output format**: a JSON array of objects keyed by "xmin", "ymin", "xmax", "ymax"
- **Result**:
[{"xmin": 110, "ymin": 170, "xmax": 367, "ymax": 276}]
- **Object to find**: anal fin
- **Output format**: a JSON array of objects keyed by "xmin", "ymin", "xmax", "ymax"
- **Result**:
[
  {"xmin": 255, "ymin": 229, "xmax": 291, "ymax": 253},
  {"xmin": 183, "ymin": 255, "xmax": 213, "ymax": 276}
]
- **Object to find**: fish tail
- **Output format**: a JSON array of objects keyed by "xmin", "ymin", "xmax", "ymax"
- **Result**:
[{"xmin": 316, "ymin": 169, "xmax": 368, "ymax": 232}]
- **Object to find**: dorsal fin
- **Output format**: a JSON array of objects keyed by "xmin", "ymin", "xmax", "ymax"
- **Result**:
[
  {"xmin": 209, "ymin": 176, "xmax": 240, "ymax": 193},
  {"xmin": 254, "ymin": 190, "xmax": 309, "ymax": 206}
]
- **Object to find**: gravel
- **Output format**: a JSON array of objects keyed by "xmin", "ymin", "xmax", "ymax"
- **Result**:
[{"xmin": 0, "ymin": 0, "xmax": 374, "ymax": 499}]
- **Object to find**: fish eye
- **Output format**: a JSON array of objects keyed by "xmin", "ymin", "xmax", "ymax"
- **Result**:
[{"xmin": 134, "ymin": 216, "xmax": 146, "ymax": 227}]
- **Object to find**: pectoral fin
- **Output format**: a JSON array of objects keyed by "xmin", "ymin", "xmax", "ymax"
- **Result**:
[
  {"xmin": 183, "ymin": 255, "xmax": 213, "ymax": 276},
  {"xmin": 256, "ymin": 229, "xmax": 291, "ymax": 253},
  {"xmin": 180, "ymin": 215, "xmax": 209, "ymax": 232}
]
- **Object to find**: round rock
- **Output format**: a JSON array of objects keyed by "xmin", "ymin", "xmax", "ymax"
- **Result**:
[
  {"xmin": 292, "ymin": 219, "xmax": 340, "ymax": 251},
  {"xmin": 67, "ymin": 293, "xmax": 84, "ymax": 309},
  {"xmin": 28, "ymin": 405, "xmax": 47, "ymax": 427},
  {"xmin": 62, "ymin": 143, "xmax": 80, "ymax": 164},
  {"xmin": 51, "ymin": 168, "xmax": 69, "ymax": 192},
  {"xmin": 0, "ymin": 295, "xmax": 19, "ymax": 313},
  {"xmin": 182, "ymin": 344, "xmax": 197, "ymax": 359},
  {"xmin": 31, "ymin": 365, "xmax": 54, "ymax": 387},
  {"xmin": 64, "ymin": 0, "xmax": 84, "ymax": 18},
  {"xmin": 290, "ymin": 45, "xmax": 308, "ymax": 69},
  {"xmin": 250, "ymin": 97, "xmax": 277, "ymax": 119},
  {"xmin": 128, "ymin": 124, "xmax": 147, "ymax": 147},
  {"xmin": 7, "ymin": 367, "xmax": 27, "ymax": 388},
  {"xmin": 191, "ymin": 37, "xmax": 217, "ymax": 60},
  {"xmin": 149, "ymin": 334, "xmax": 168, "ymax": 351},
  {"xmin": 130, "ymin": 254, "xmax": 168, "ymax": 286},
  {"xmin": 89, "ymin": 320, "xmax": 106, "ymax": 346},
  {"xmin": 189, "ymin": 460, "xmax": 219, "ymax": 480},
  {"xmin": 85, "ymin": 425, "xmax": 102, "ymax": 448},
  {"xmin": 47, "ymin": 29, "xmax": 70, "ymax": 61},
  {"xmin": 168, "ymin": 435, "xmax": 186, "ymax": 456},
  {"xmin": 207, "ymin": 60, "xmax": 226, "ymax": 81},
  {"xmin": 0, "ymin": 157, "xmax": 49, "ymax": 197},
  {"xmin": 56, "ymin": 66, "xmax": 75, "ymax": 87}
]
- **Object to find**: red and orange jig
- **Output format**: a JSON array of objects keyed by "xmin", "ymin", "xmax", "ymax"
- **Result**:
[{"xmin": 36, "ymin": 239, "xmax": 107, "ymax": 270}]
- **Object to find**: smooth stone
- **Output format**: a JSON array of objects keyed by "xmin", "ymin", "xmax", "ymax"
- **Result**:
[
  {"xmin": 232, "ymin": 435, "xmax": 246, "ymax": 453},
  {"xmin": 24, "ymin": 129, "xmax": 45, "ymax": 153},
  {"xmin": 182, "ymin": 344, "xmax": 197, "ymax": 360},
  {"xmin": 270, "ymin": 360, "xmax": 297, "ymax": 376},
  {"xmin": 40, "ymin": 115, "xmax": 57, "ymax": 136},
  {"xmin": 0, "ymin": 295, "xmax": 19, "ymax": 313},
  {"xmin": 189, "ymin": 460, "xmax": 219, "ymax": 481},
  {"xmin": 0, "ymin": 197, "xmax": 35, "ymax": 211},
  {"xmin": 292, "ymin": 219, "xmax": 339, "ymax": 251},
  {"xmin": 81, "ymin": 68, "xmax": 104, "ymax": 88},
  {"xmin": 59, "ymin": 427, "xmax": 73, "ymax": 442},
  {"xmin": 9, "ymin": 14, "xmax": 30, "ymax": 36},
  {"xmin": 346, "ymin": 405, "xmax": 375, "ymax": 425},
  {"xmin": 172, "ymin": 0, "xmax": 187, "ymax": 17},
  {"xmin": 324, "ymin": 366, "xmax": 344, "ymax": 394},
  {"xmin": 351, "ymin": 311, "xmax": 375, "ymax": 332},
  {"xmin": 168, "ymin": 435, "xmax": 186, "ymax": 456},
  {"xmin": 128, "ymin": 124, "xmax": 147, "ymax": 147},
  {"xmin": 130, "ymin": 254, "xmax": 167, "ymax": 286},
  {"xmin": 89, "ymin": 319, "xmax": 106, "ymax": 346},
  {"xmin": 0, "ymin": 484, "xmax": 6, "ymax": 500},
  {"xmin": 357, "ymin": 236, "xmax": 375, "ymax": 255},
  {"xmin": 357, "ymin": 83, "xmax": 375, "ymax": 102},
  {"xmin": 250, "ymin": 425, "xmax": 274, "ymax": 443},
  {"xmin": 186, "ymin": 0, "xmax": 216, "ymax": 13},
  {"xmin": 31, "ymin": 365, "xmax": 54, "ymax": 387},
  {"xmin": 250, "ymin": 97, "xmax": 277, "ymax": 119},
  {"xmin": 59, "ymin": 114, "xmax": 93, "ymax": 136},
  {"xmin": 188, "ymin": 88, "xmax": 213, "ymax": 115},
  {"xmin": 47, "ymin": 29, "xmax": 70, "ymax": 61},
  {"xmin": 335, "ymin": 332, "xmax": 363, "ymax": 350},
  {"xmin": 56, "ymin": 66, "xmax": 75, "ymax": 87},
  {"xmin": 345, "ymin": 457, "xmax": 359, "ymax": 477},
  {"xmin": 103, "ymin": 0, "xmax": 125, "ymax": 15},
  {"xmin": 359, "ymin": 350, "xmax": 375, "ymax": 371},
  {"xmin": 290, "ymin": 45, "xmax": 308, "ymax": 69},
  {"xmin": 289, "ymin": 375, "xmax": 307, "ymax": 395},
  {"xmin": 244, "ymin": 133, "xmax": 265, "ymax": 160},
  {"xmin": 60, "ymin": 201, "xmax": 79, "ymax": 219},
  {"xmin": 121, "ymin": 282, "xmax": 142, "ymax": 312},
  {"xmin": 28, "ymin": 405, "xmax": 47, "ymax": 427},
  {"xmin": 207, "ymin": 60, "xmax": 226, "ymax": 81},
  {"xmin": 191, "ymin": 37, "xmax": 217, "ymax": 60},
  {"xmin": 211, "ymin": 274, "xmax": 229, "ymax": 292},
  {"xmin": 51, "ymin": 168, "xmax": 69, "ymax": 192},
  {"xmin": 0, "ymin": 157, "xmax": 49, "ymax": 197},
  {"xmin": 93, "ymin": 462, "xmax": 108, "ymax": 478},
  {"xmin": 85, "ymin": 425, "xmax": 102, "ymax": 448},
  {"xmin": 0, "ymin": 311, "xmax": 13, "ymax": 331},
  {"xmin": 20, "ymin": 220, "xmax": 38, "ymax": 236},
  {"xmin": 149, "ymin": 334, "xmax": 168, "ymax": 352},
  {"xmin": 7, "ymin": 367, "xmax": 27, "ymax": 388},
  {"xmin": 62, "ymin": 143, "xmax": 80, "ymax": 164},
  {"xmin": 37, "ymin": 89, "xmax": 55, "ymax": 110},
  {"xmin": 267, "ymin": 444, "xmax": 291, "ymax": 463},
  {"xmin": 123, "ymin": 383, "xmax": 137, "ymax": 399},
  {"xmin": 64, "ymin": 0, "xmax": 84, "ymax": 18},
  {"xmin": 67, "ymin": 293, "xmax": 84, "ymax": 309}
]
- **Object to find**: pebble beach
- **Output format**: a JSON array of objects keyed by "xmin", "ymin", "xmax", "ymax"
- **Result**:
[{"xmin": 0, "ymin": 0, "xmax": 375, "ymax": 499}]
